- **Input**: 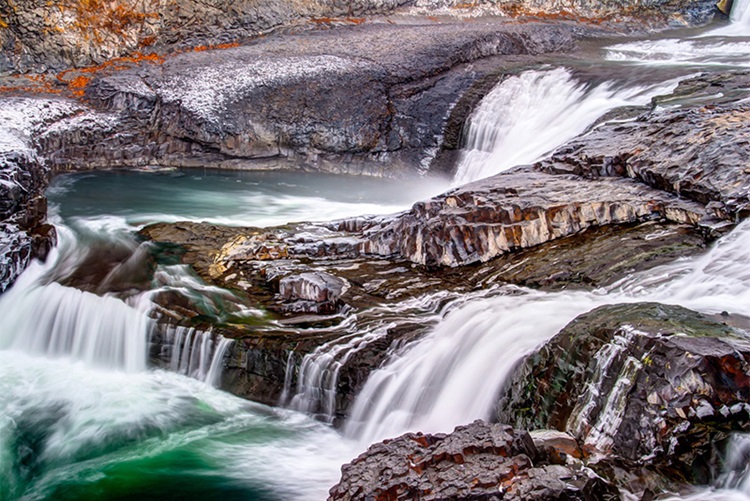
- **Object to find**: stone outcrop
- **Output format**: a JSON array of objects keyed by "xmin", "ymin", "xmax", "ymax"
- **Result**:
[
  {"xmin": 0, "ymin": 96, "xmax": 84, "ymax": 291},
  {"xmin": 496, "ymin": 303, "xmax": 750, "ymax": 488},
  {"xmin": 0, "ymin": 0, "xmax": 718, "ymax": 74},
  {"xmin": 537, "ymin": 71, "xmax": 750, "ymax": 222},
  {"xmin": 33, "ymin": 19, "xmax": 578, "ymax": 177},
  {"xmin": 358, "ymin": 168, "xmax": 710, "ymax": 266},
  {"xmin": 329, "ymin": 420, "xmax": 620, "ymax": 500}
]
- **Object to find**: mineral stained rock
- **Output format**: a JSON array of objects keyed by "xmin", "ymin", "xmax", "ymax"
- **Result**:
[
  {"xmin": 329, "ymin": 420, "xmax": 620, "ymax": 501},
  {"xmin": 496, "ymin": 302, "xmax": 750, "ymax": 486}
]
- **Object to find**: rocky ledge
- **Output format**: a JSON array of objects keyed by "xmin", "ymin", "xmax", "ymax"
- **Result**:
[
  {"xmin": 497, "ymin": 302, "xmax": 750, "ymax": 495},
  {"xmin": 329, "ymin": 421, "xmax": 619, "ymax": 500},
  {"xmin": 0, "ymin": 0, "xmax": 718, "ymax": 74}
]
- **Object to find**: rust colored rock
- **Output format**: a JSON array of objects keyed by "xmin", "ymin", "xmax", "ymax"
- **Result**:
[{"xmin": 329, "ymin": 420, "xmax": 619, "ymax": 501}]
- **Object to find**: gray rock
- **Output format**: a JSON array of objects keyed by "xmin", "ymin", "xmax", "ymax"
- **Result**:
[{"xmin": 496, "ymin": 302, "xmax": 750, "ymax": 487}]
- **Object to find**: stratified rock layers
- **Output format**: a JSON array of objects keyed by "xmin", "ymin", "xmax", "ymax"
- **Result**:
[{"xmin": 497, "ymin": 303, "xmax": 750, "ymax": 485}]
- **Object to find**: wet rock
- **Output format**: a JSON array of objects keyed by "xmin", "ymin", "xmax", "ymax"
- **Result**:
[
  {"xmin": 496, "ymin": 302, "xmax": 750, "ymax": 487},
  {"xmin": 359, "ymin": 167, "xmax": 708, "ymax": 266},
  {"xmin": 279, "ymin": 272, "xmax": 348, "ymax": 314},
  {"xmin": 329, "ymin": 420, "xmax": 619, "ymax": 500},
  {"xmin": 537, "ymin": 71, "xmax": 750, "ymax": 222}
]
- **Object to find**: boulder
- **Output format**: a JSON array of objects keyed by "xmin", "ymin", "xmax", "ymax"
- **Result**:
[
  {"xmin": 496, "ymin": 302, "xmax": 750, "ymax": 486},
  {"xmin": 329, "ymin": 420, "xmax": 619, "ymax": 500}
]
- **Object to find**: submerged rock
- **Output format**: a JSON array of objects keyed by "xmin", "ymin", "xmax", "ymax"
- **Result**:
[
  {"xmin": 496, "ymin": 302, "xmax": 750, "ymax": 487},
  {"xmin": 329, "ymin": 420, "xmax": 619, "ymax": 500}
]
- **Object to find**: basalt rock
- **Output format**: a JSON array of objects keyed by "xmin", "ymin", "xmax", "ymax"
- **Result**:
[
  {"xmin": 329, "ymin": 420, "xmax": 620, "ymax": 501},
  {"xmin": 496, "ymin": 302, "xmax": 750, "ymax": 488},
  {"xmin": 0, "ymin": 97, "xmax": 81, "ymax": 291},
  {"xmin": 537, "ymin": 71, "xmax": 750, "ymax": 223},
  {"xmin": 358, "ymin": 167, "xmax": 709, "ymax": 267}
]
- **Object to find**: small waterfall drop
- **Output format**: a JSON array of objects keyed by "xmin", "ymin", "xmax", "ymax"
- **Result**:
[
  {"xmin": 0, "ymin": 248, "xmax": 152, "ymax": 373},
  {"xmin": 345, "ymin": 220, "xmax": 750, "ymax": 445},
  {"xmin": 162, "ymin": 325, "xmax": 234, "ymax": 386},
  {"xmin": 452, "ymin": 68, "xmax": 678, "ymax": 185}
]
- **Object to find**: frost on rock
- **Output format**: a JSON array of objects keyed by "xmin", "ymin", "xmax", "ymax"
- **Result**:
[
  {"xmin": 157, "ymin": 55, "xmax": 369, "ymax": 124},
  {"xmin": 0, "ymin": 97, "xmax": 84, "ymax": 154}
]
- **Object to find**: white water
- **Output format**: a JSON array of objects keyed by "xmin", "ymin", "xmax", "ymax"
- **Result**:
[
  {"xmin": 0, "ymin": 248, "xmax": 152, "ymax": 373},
  {"xmin": 606, "ymin": 0, "xmax": 750, "ymax": 66},
  {"xmin": 452, "ymin": 68, "xmax": 679, "ymax": 185},
  {"xmin": 163, "ymin": 325, "xmax": 234, "ymax": 387},
  {"xmin": 345, "ymin": 219, "xmax": 750, "ymax": 446}
]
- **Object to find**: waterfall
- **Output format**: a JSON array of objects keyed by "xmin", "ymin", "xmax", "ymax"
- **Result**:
[
  {"xmin": 451, "ymin": 68, "xmax": 678, "ymax": 185},
  {"xmin": 606, "ymin": 0, "xmax": 750, "ymax": 65},
  {"xmin": 162, "ymin": 325, "xmax": 234, "ymax": 386},
  {"xmin": 0, "ymin": 251, "xmax": 152, "ymax": 373},
  {"xmin": 283, "ymin": 291, "xmax": 464, "ymax": 422},
  {"xmin": 344, "ymin": 220, "xmax": 750, "ymax": 445}
]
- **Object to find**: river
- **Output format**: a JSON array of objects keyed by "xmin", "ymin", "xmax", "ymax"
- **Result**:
[{"xmin": 2, "ymin": 4, "xmax": 750, "ymax": 500}]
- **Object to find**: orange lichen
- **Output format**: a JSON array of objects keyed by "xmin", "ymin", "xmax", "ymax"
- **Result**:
[
  {"xmin": 191, "ymin": 42, "xmax": 239, "ymax": 52},
  {"xmin": 310, "ymin": 17, "xmax": 366, "ymax": 25},
  {"xmin": 68, "ymin": 75, "xmax": 91, "ymax": 96},
  {"xmin": 59, "ymin": 0, "xmax": 159, "ymax": 43}
]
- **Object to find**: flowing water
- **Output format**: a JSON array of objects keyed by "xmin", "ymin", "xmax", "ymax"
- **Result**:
[{"xmin": 3, "ymin": 3, "xmax": 750, "ymax": 499}]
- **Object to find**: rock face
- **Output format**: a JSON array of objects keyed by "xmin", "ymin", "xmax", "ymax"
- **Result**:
[
  {"xmin": 359, "ymin": 168, "xmax": 709, "ymax": 266},
  {"xmin": 329, "ymin": 420, "xmax": 620, "ymax": 500},
  {"xmin": 0, "ymin": 0, "xmax": 717, "ymax": 74},
  {"xmin": 496, "ymin": 303, "xmax": 750, "ymax": 486},
  {"xmin": 0, "ymin": 97, "xmax": 83, "ymax": 290},
  {"xmin": 34, "ymin": 19, "xmax": 577, "ymax": 177},
  {"xmin": 537, "ymin": 71, "xmax": 750, "ymax": 222}
]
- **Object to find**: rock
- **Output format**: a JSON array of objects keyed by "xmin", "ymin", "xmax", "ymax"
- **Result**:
[
  {"xmin": 279, "ymin": 272, "xmax": 348, "ymax": 313},
  {"xmin": 44, "ymin": 19, "xmax": 576, "ymax": 177},
  {"xmin": 0, "ymin": 97, "xmax": 75, "ymax": 291},
  {"xmin": 537, "ymin": 71, "xmax": 750, "ymax": 221},
  {"xmin": 496, "ymin": 302, "xmax": 750, "ymax": 486},
  {"xmin": 329, "ymin": 420, "xmax": 619, "ymax": 500},
  {"xmin": 359, "ymin": 167, "xmax": 708, "ymax": 267},
  {"xmin": 0, "ymin": 0, "xmax": 717, "ymax": 74}
]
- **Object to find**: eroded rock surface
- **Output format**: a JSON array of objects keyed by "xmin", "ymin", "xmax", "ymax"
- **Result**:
[
  {"xmin": 496, "ymin": 303, "xmax": 750, "ymax": 487},
  {"xmin": 329, "ymin": 420, "xmax": 619, "ymax": 500},
  {"xmin": 0, "ymin": 0, "xmax": 718, "ymax": 74},
  {"xmin": 33, "ymin": 20, "xmax": 578, "ymax": 177},
  {"xmin": 0, "ymin": 97, "xmax": 83, "ymax": 290}
]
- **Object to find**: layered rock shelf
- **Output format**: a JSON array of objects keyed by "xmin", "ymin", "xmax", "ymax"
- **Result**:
[{"xmin": 2, "ymin": 2, "xmax": 750, "ymax": 499}]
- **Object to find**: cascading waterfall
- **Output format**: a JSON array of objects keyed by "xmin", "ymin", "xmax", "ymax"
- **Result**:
[
  {"xmin": 283, "ymin": 290, "xmax": 486, "ymax": 422},
  {"xmin": 451, "ymin": 68, "xmax": 680, "ymax": 185},
  {"xmin": 344, "ymin": 220, "xmax": 750, "ymax": 446},
  {"xmin": 162, "ymin": 324, "xmax": 234, "ymax": 386},
  {"xmin": 0, "ymin": 247, "xmax": 152, "ymax": 373}
]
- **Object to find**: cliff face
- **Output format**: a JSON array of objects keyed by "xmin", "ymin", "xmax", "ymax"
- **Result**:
[{"xmin": 0, "ymin": 0, "xmax": 718, "ymax": 74}]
